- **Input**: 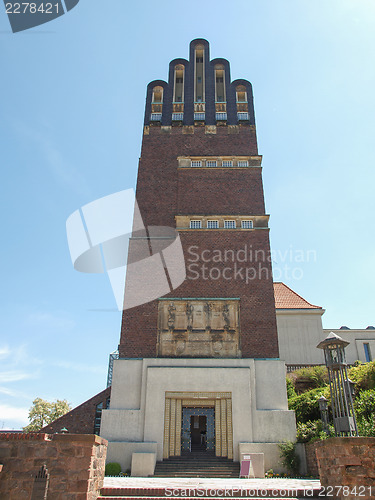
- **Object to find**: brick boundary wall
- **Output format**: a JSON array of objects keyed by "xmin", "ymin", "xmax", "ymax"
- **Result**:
[
  {"xmin": 0, "ymin": 433, "xmax": 107, "ymax": 500},
  {"xmin": 315, "ymin": 437, "xmax": 375, "ymax": 500},
  {"xmin": 305, "ymin": 442, "xmax": 319, "ymax": 477}
]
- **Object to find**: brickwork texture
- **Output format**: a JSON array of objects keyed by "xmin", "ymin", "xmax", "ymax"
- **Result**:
[
  {"xmin": 119, "ymin": 125, "xmax": 279, "ymax": 359},
  {"xmin": 0, "ymin": 432, "xmax": 107, "ymax": 500},
  {"xmin": 315, "ymin": 437, "xmax": 375, "ymax": 500}
]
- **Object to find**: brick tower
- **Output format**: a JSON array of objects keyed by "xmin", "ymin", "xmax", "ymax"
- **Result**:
[{"xmin": 101, "ymin": 39, "xmax": 296, "ymax": 474}]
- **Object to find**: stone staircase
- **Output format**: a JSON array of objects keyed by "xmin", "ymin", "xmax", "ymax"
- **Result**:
[
  {"xmin": 98, "ymin": 446, "xmax": 323, "ymax": 499},
  {"xmin": 153, "ymin": 449, "xmax": 240, "ymax": 478}
]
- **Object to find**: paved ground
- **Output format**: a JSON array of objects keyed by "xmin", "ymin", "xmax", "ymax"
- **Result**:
[{"xmin": 104, "ymin": 476, "xmax": 321, "ymax": 493}]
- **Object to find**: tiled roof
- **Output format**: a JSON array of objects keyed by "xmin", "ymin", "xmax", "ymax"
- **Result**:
[{"xmin": 274, "ymin": 282, "xmax": 322, "ymax": 309}]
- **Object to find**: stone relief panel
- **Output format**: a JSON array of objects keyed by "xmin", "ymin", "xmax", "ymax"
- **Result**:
[{"xmin": 157, "ymin": 299, "xmax": 241, "ymax": 357}]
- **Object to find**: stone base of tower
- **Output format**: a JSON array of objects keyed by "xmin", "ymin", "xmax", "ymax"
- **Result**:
[{"xmin": 100, "ymin": 358, "xmax": 296, "ymax": 474}]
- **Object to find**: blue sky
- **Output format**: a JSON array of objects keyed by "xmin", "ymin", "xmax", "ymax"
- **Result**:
[{"xmin": 0, "ymin": 0, "xmax": 374, "ymax": 429}]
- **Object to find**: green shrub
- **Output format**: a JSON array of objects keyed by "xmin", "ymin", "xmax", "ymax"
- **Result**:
[
  {"xmin": 296, "ymin": 420, "xmax": 334, "ymax": 443},
  {"xmin": 288, "ymin": 387, "xmax": 330, "ymax": 423},
  {"xmin": 357, "ymin": 414, "xmax": 375, "ymax": 437},
  {"xmin": 349, "ymin": 361, "xmax": 375, "ymax": 392},
  {"xmin": 353, "ymin": 389, "xmax": 375, "ymax": 437},
  {"xmin": 278, "ymin": 441, "xmax": 300, "ymax": 475},
  {"xmin": 105, "ymin": 462, "xmax": 122, "ymax": 476},
  {"xmin": 354, "ymin": 389, "xmax": 375, "ymax": 419},
  {"xmin": 286, "ymin": 377, "xmax": 297, "ymax": 399},
  {"xmin": 288, "ymin": 366, "xmax": 328, "ymax": 392}
]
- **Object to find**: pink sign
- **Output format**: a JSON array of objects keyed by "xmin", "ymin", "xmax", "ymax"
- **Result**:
[{"xmin": 240, "ymin": 459, "xmax": 251, "ymax": 478}]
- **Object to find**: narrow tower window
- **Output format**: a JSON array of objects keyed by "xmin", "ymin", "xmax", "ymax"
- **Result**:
[
  {"xmin": 215, "ymin": 64, "xmax": 227, "ymax": 120},
  {"xmin": 151, "ymin": 86, "xmax": 163, "ymax": 121},
  {"xmin": 152, "ymin": 86, "xmax": 163, "ymax": 103},
  {"xmin": 236, "ymin": 85, "xmax": 247, "ymax": 103},
  {"xmin": 215, "ymin": 66, "xmax": 226, "ymax": 103},
  {"xmin": 236, "ymin": 85, "xmax": 249, "ymax": 121},
  {"xmin": 195, "ymin": 46, "xmax": 205, "ymax": 103},
  {"xmin": 173, "ymin": 65, "xmax": 185, "ymax": 103}
]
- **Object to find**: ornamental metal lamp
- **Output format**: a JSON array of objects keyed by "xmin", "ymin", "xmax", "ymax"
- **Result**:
[
  {"xmin": 317, "ymin": 332, "xmax": 358, "ymax": 437},
  {"xmin": 318, "ymin": 396, "xmax": 329, "ymax": 435}
]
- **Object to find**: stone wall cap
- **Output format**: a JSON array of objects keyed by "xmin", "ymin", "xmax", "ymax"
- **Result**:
[
  {"xmin": 52, "ymin": 433, "xmax": 108, "ymax": 446},
  {"xmin": 0, "ymin": 433, "xmax": 50, "ymax": 441},
  {"xmin": 315, "ymin": 437, "xmax": 375, "ymax": 447}
]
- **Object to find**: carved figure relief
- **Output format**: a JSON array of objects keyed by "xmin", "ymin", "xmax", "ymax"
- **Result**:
[
  {"xmin": 157, "ymin": 299, "xmax": 240, "ymax": 358},
  {"xmin": 168, "ymin": 302, "xmax": 176, "ymax": 331},
  {"xmin": 222, "ymin": 303, "xmax": 230, "ymax": 331},
  {"xmin": 186, "ymin": 303, "xmax": 194, "ymax": 331},
  {"xmin": 204, "ymin": 302, "xmax": 212, "ymax": 331}
]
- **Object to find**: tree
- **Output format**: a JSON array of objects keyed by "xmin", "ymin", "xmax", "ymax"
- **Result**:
[{"xmin": 23, "ymin": 398, "xmax": 71, "ymax": 432}]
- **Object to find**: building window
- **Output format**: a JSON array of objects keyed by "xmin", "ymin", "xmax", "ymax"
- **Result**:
[
  {"xmin": 216, "ymin": 112, "xmax": 227, "ymax": 121},
  {"xmin": 194, "ymin": 113, "xmax": 205, "ymax": 121},
  {"xmin": 207, "ymin": 220, "xmax": 219, "ymax": 229},
  {"xmin": 237, "ymin": 112, "xmax": 249, "ymax": 121},
  {"xmin": 190, "ymin": 220, "xmax": 202, "ymax": 229},
  {"xmin": 215, "ymin": 65, "xmax": 226, "ymax": 103},
  {"xmin": 236, "ymin": 85, "xmax": 247, "ymax": 102},
  {"xmin": 195, "ymin": 45, "xmax": 205, "ymax": 103},
  {"xmin": 172, "ymin": 113, "xmax": 184, "ymax": 121},
  {"xmin": 222, "ymin": 160, "xmax": 233, "ymax": 167},
  {"xmin": 237, "ymin": 160, "xmax": 249, "ymax": 167},
  {"xmin": 364, "ymin": 343, "xmax": 372, "ymax": 362},
  {"xmin": 241, "ymin": 220, "xmax": 253, "ymax": 229},
  {"xmin": 191, "ymin": 160, "xmax": 202, "ymax": 167},
  {"xmin": 206, "ymin": 160, "xmax": 217, "ymax": 167},
  {"xmin": 174, "ymin": 65, "xmax": 185, "ymax": 103},
  {"xmin": 150, "ymin": 113, "xmax": 162, "ymax": 121},
  {"xmin": 152, "ymin": 86, "xmax": 163, "ymax": 103},
  {"xmin": 94, "ymin": 402, "xmax": 103, "ymax": 435},
  {"xmin": 224, "ymin": 220, "xmax": 236, "ymax": 229}
]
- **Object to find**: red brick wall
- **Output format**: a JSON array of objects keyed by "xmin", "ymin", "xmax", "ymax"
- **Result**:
[
  {"xmin": 120, "ymin": 124, "xmax": 279, "ymax": 359},
  {"xmin": 120, "ymin": 230, "xmax": 278, "ymax": 358},
  {"xmin": 136, "ymin": 126, "xmax": 259, "ymax": 228},
  {"xmin": 177, "ymin": 167, "xmax": 265, "ymax": 216},
  {"xmin": 0, "ymin": 433, "xmax": 107, "ymax": 500},
  {"xmin": 42, "ymin": 387, "xmax": 111, "ymax": 435},
  {"xmin": 305, "ymin": 442, "xmax": 319, "ymax": 477},
  {"xmin": 315, "ymin": 437, "xmax": 375, "ymax": 500}
]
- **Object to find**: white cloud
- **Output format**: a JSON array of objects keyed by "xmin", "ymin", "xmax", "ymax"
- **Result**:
[
  {"xmin": 0, "ymin": 371, "xmax": 34, "ymax": 383},
  {"xmin": 0, "ymin": 386, "xmax": 31, "ymax": 400},
  {"xmin": 0, "ymin": 346, "xmax": 10, "ymax": 359},
  {"xmin": 0, "ymin": 404, "xmax": 29, "ymax": 425}
]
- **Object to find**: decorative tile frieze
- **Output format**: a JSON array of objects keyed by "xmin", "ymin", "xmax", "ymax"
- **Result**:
[{"xmin": 158, "ymin": 300, "xmax": 241, "ymax": 358}]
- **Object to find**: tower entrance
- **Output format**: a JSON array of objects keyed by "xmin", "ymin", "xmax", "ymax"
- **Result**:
[
  {"xmin": 190, "ymin": 415, "xmax": 206, "ymax": 448},
  {"xmin": 163, "ymin": 392, "xmax": 233, "ymax": 459},
  {"xmin": 182, "ymin": 408, "xmax": 214, "ymax": 452}
]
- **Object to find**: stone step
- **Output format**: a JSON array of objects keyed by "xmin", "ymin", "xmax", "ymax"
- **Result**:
[
  {"xmin": 100, "ymin": 486, "xmax": 323, "ymax": 498},
  {"xmin": 99, "ymin": 496, "xmax": 320, "ymax": 499},
  {"xmin": 154, "ymin": 455, "xmax": 240, "ymax": 478},
  {"xmin": 98, "ymin": 497, "xmax": 303, "ymax": 500}
]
